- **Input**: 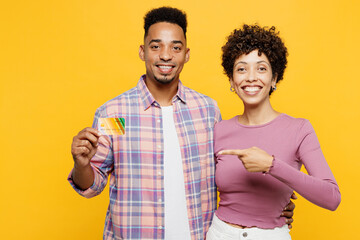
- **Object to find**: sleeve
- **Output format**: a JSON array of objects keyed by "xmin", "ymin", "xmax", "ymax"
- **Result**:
[
  {"xmin": 67, "ymin": 108, "xmax": 114, "ymax": 198},
  {"xmin": 213, "ymin": 99, "xmax": 222, "ymax": 124},
  {"xmin": 269, "ymin": 120, "xmax": 341, "ymax": 211}
]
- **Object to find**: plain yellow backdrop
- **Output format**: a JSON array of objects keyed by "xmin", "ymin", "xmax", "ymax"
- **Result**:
[{"xmin": 1, "ymin": 0, "xmax": 359, "ymax": 239}]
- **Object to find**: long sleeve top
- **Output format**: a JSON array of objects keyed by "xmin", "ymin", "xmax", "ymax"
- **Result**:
[
  {"xmin": 68, "ymin": 75, "xmax": 221, "ymax": 240},
  {"xmin": 214, "ymin": 114, "xmax": 341, "ymax": 229}
]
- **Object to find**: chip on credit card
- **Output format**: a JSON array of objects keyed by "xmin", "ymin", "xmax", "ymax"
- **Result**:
[{"xmin": 98, "ymin": 118, "xmax": 125, "ymax": 135}]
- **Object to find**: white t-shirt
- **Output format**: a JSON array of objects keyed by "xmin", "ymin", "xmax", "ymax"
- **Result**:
[{"xmin": 162, "ymin": 106, "xmax": 191, "ymax": 240}]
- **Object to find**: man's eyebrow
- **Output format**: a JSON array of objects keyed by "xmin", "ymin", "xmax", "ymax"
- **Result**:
[
  {"xmin": 148, "ymin": 39, "xmax": 184, "ymax": 45},
  {"xmin": 149, "ymin": 39, "xmax": 161, "ymax": 44},
  {"xmin": 172, "ymin": 40, "xmax": 184, "ymax": 45}
]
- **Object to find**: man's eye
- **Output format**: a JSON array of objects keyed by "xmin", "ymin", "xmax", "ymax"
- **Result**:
[
  {"xmin": 174, "ymin": 46, "xmax": 181, "ymax": 50},
  {"xmin": 151, "ymin": 45, "xmax": 159, "ymax": 49}
]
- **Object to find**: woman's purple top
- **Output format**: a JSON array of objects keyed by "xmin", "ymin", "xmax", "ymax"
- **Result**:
[{"xmin": 214, "ymin": 114, "xmax": 341, "ymax": 228}]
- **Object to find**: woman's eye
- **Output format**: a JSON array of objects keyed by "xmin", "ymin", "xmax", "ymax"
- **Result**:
[
  {"xmin": 238, "ymin": 67, "xmax": 246, "ymax": 72},
  {"xmin": 259, "ymin": 67, "xmax": 267, "ymax": 71}
]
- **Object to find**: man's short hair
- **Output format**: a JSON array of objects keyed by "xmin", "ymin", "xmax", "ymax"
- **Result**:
[{"xmin": 144, "ymin": 7, "xmax": 187, "ymax": 38}]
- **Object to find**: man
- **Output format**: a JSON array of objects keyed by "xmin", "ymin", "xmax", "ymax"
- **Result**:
[{"xmin": 68, "ymin": 7, "xmax": 294, "ymax": 240}]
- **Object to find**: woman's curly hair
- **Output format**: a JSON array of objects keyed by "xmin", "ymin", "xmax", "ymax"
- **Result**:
[{"xmin": 222, "ymin": 24, "xmax": 288, "ymax": 94}]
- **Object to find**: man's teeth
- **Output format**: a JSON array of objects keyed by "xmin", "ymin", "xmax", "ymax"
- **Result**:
[
  {"xmin": 244, "ymin": 86, "xmax": 261, "ymax": 92},
  {"xmin": 158, "ymin": 66, "xmax": 172, "ymax": 69}
]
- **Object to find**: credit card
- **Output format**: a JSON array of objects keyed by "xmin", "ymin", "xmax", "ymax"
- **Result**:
[{"xmin": 98, "ymin": 118, "xmax": 125, "ymax": 135}]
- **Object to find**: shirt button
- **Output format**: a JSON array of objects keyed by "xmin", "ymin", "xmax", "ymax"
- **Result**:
[
  {"xmin": 158, "ymin": 199, "xmax": 162, "ymax": 203},
  {"xmin": 158, "ymin": 226, "xmax": 163, "ymax": 230},
  {"xmin": 243, "ymin": 232, "xmax": 248, "ymax": 237},
  {"xmin": 157, "ymin": 145, "xmax": 161, "ymax": 149},
  {"xmin": 158, "ymin": 171, "xmax": 161, "ymax": 176},
  {"xmin": 157, "ymin": 119, "xmax": 161, "ymax": 123}
]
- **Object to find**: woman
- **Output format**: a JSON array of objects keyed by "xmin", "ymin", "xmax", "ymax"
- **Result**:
[{"xmin": 206, "ymin": 24, "xmax": 341, "ymax": 240}]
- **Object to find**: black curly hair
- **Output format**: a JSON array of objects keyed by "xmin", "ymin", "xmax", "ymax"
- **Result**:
[
  {"xmin": 144, "ymin": 7, "xmax": 187, "ymax": 39},
  {"xmin": 222, "ymin": 24, "xmax": 288, "ymax": 95}
]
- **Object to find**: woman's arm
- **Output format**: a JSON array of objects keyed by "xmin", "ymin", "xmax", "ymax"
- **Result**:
[
  {"xmin": 268, "ymin": 120, "xmax": 341, "ymax": 210},
  {"xmin": 219, "ymin": 120, "xmax": 341, "ymax": 211}
]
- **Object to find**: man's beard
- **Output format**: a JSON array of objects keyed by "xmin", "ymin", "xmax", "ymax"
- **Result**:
[{"xmin": 154, "ymin": 75, "xmax": 175, "ymax": 84}]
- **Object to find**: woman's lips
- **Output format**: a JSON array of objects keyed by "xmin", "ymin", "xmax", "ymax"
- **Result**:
[{"xmin": 241, "ymin": 86, "xmax": 262, "ymax": 95}]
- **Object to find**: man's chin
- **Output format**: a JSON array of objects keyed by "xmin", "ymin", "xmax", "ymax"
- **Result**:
[{"xmin": 154, "ymin": 76, "xmax": 175, "ymax": 84}]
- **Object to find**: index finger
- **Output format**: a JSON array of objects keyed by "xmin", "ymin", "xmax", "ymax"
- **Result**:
[
  {"xmin": 218, "ymin": 149, "xmax": 245, "ymax": 156},
  {"xmin": 81, "ymin": 127, "xmax": 101, "ymax": 138},
  {"xmin": 76, "ymin": 128, "xmax": 101, "ymax": 146}
]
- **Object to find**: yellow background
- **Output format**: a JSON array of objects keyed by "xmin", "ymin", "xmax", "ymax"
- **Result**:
[{"xmin": 1, "ymin": 0, "xmax": 359, "ymax": 239}]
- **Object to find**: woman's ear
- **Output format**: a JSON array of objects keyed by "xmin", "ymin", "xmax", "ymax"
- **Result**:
[{"xmin": 272, "ymin": 73, "xmax": 278, "ymax": 88}]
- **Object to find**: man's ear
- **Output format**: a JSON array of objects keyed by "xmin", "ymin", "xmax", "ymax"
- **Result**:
[
  {"xmin": 139, "ymin": 45, "xmax": 145, "ymax": 61},
  {"xmin": 185, "ymin": 48, "xmax": 190, "ymax": 63}
]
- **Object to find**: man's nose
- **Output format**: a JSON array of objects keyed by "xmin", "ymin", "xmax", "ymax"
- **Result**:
[{"xmin": 159, "ymin": 47, "xmax": 172, "ymax": 61}]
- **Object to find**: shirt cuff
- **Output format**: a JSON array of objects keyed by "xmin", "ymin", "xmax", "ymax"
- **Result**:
[
  {"xmin": 67, "ymin": 167, "xmax": 99, "ymax": 199},
  {"xmin": 263, "ymin": 155, "xmax": 275, "ymax": 175}
]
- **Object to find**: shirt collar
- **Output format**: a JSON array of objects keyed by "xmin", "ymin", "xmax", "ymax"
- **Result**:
[{"xmin": 137, "ymin": 75, "xmax": 187, "ymax": 110}]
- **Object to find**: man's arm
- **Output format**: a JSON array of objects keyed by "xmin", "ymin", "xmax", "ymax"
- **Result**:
[{"xmin": 71, "ymin": 127, "xmax": 100, "ymax": 190}]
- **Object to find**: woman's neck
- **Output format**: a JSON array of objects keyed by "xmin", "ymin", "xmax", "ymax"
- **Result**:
[{"xmin": 239, "ymin": 101, "xmax": 280, "ymax": 126}]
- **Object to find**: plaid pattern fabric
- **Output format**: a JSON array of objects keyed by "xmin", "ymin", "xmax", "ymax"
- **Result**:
[{"xmin": 68, "ymin": 75, "xmax": 221, "ymax": 240}]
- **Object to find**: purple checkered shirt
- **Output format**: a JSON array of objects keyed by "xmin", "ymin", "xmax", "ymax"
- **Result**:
[{"xmin": 68, "ymin": 75, "xmax": 221, "ymax": 240}]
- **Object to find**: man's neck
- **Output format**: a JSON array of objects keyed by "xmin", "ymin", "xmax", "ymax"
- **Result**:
[{"xmin": 145, "ymin": 76, "xmax": 179, "ymax": 106}]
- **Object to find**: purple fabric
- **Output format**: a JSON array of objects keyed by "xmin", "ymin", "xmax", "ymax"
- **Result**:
[{"xmin": 214, "ymin": 114, "xmax": 340, "ymax": 229}]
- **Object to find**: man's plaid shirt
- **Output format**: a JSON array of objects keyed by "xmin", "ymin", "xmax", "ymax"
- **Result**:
[{"xmin": 68, "ymin": 75, "xmax": 221, "ymax": 239}]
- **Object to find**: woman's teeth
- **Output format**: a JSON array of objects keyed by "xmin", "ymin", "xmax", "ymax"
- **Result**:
[{"xmin": 244, "ymin": 86, "xmax": 261, "ymax": 92}]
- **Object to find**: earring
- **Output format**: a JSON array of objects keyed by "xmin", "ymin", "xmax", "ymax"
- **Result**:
[
  {"xmin": 230, "ymin": 87, "xmax": 235, "ymax": 92},
  {"xmin": 272, "ymin": 86, "xmax": 277, "ymax": 91}
]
